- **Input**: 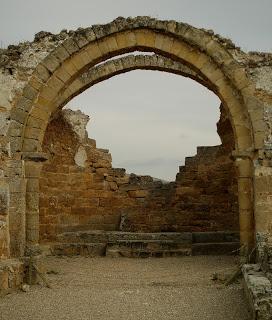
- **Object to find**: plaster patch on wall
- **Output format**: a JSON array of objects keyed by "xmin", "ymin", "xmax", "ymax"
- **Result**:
[{"xmin": 74, "ymin": 145, "xmax": 87, "ymax": 167}]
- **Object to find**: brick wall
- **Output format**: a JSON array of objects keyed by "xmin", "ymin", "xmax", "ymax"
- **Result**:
[{"xmin": 39, "ymin": 106, "xmax": 238, "ymax": 242}]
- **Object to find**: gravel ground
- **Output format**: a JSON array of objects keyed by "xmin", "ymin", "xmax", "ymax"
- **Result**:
[{"xmin": 0, "ymin": 256, "xmax": 250, "ymax": 320}]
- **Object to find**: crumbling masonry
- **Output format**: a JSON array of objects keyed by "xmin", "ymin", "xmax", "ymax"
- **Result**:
[
  {"xmin": 40, "ymin": 103, "xmax": 238, "ymax": 241},
  {"xmin": 0, "ymin": 17, "xmax": 272, "ymax": 318}
]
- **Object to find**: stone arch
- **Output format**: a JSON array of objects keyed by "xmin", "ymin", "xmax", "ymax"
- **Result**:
[
  {"xmin": 57, "ymin": 54, "xmax": 214, "ymax": 109},
  {"xmin": 8, "ymin": 17, "xmax": 258, "ymax": 256},
  {"xmin": 13, "ymin": 27, "xmax": 256, "ymax": 153}
]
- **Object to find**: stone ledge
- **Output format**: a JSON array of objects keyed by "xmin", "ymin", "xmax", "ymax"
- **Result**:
[{"xmin": 242, "ymin": 264, "xmax": 272, "ymax": 320}]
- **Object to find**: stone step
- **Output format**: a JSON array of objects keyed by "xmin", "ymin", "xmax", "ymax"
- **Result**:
[
  {"xmin": 46, "ymin": 241, "xmax": 240, "ymax": 258},
  {"xmin": 48, "ymin": 231, "xmax": 240, "ymax": 257},
  {"xmin": 56, "ymin": 230, "xmax": 108, "ymax": 244},
  {"xmin": 106, "ymin": 246, "xmax": 192, "ymax": 258},
  {"xmin": 57, "ymin": 231, "xmax": 239, "ymax": 244},
  {"xmin": 50, "ymin": 243, "xmax": 106, "ymax": 257},
  {"xmin": 108, "ymin": 232, "xmax": 192, "ymax": 243},
  {"xmin": 56, "ymin": 231, "xmax": 193, "ymax": 244},
  {"xmin": 108, "ymin": 240, "xmax": 191, "ymax": 250},
  {"xmin": 192, "ymin": 231, "xmax": 240, "ymax": 244},
  {"xmin": 191, "ymin": 242, "xmax": 240, "ymax": 255}
]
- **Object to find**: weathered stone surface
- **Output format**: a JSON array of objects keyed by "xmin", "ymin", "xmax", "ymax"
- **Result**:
[
  {"xmin": 62, "ymin": 109, "xmax": 89, "ymax": 142},
  {"xmin": 0, "ymin": 259, "xmax": 25, "ymax": 292},
  {"xmin": 242, "ymin": 264, "xmax": 272, "ymax": 320}
]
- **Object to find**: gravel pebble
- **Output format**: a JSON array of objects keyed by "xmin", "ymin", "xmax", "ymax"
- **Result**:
[{"xmin": 0, "ymin": 256, "xmax": 251, "ymax": 320}]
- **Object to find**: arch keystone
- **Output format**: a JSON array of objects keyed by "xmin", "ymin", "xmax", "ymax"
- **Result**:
[
  {"xmin": 134, "ymin": 29, "xmax": 156, "ymax": 47},
  {"xmin": 115, "ymin": 31, "xmax": 136, "ymax": 49}
]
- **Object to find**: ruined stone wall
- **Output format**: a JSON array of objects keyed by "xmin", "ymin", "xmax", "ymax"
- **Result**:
[
  {"xmin": 0, "ymin": 17, "xmax": 271, "ymax": 258},
  {"xmin": 39, "ymin": 106, "xmax": 238, "ymax": 242},
  {"xmin": 122, "ymin": 141, "xmax": 238, "ymax": 232},
  {"xmin": 39, "ymin": 110, "xmax": 133, "ymax": 241}
]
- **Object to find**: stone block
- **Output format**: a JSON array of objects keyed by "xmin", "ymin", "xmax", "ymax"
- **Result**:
[
  {"xmin": 47, "ymin": 75, "xmax": 64, "ymax": 92},
  {"xmin": 63, "ymin": 38, "xmax": 79, "ymax": 55},
  {"xmin": 52, "ymin": 44, "xmax": 70, "ymax": 62},
  {"xmin": 39, "ymin": 85, "xmax": 58, "ymax": 102},
  {"xmin": 105, "ymin": 36, "xmax": 118, "ymax": 52},
  {"xmin": 8, "ymin": 120, "xmax": 23, "ymax": 137},
  {"xmin": 161, "ymin": 36, "xmax": 175, "ymax": 53},
  {"xmin": 109, "ymin": 182, "xmax": 118, "ymax": 191},
  {"xmin": 67, "ymin": 79, "xmax": 83, "ymax": 94},
  {"xmin": 27, "ymin": 76, "xmax": 44, "ymax": 92},
  {"xmin": 27, "ymin": 116, "xmax": 45, "ymax": 129},
  {"xmin": 34, "ymin": 64, "xmax": 51, "ymax": 82},
  {"xmin": 24, "ymin": 127, "xmax": 43, "ymax": 140},
  {"xmin": 26, "ymin": 192, "xmax": 39, "ymax": 211},
  {"xmin": 42, "ymin": 54, "xmax": 60, "ymax": 73},
  {"xmin": 201, "ymin": 61, "xmax": 223, "ymax": 83},
  {"xmin": 85, "ymin": 42, "xmax": 102, "ymax": 61},
  {"xmin": 242, "ymin": 264, "xmax": 272, "ymax": 320},
  {"xmin": 115, "ymin": 31, "xmax": 136, "ymax": 49},
  {"xmin": 72, "ymin": 50, "xmax": 90, "ymax": 70},
  {"xmin": 134, "ymin": 30, "xmax": 156, "ymax": 47},
  {"xmin": 128, "ymin": 190, "xmax": 149, "ymax": 198},
  {"xmin": 26, "ymin": 228, "xmax": 39, "ymax": 243},
  {"xmin": 62, "ymin": 59, "xmax": 78, "ymax": 76},
  {"xmin": 51, "ymin": 243, "xmax": 106, "ymax": 257},
  {"xmin": 9, "ymin": 178, "xmax": 26, "ymax": 193},
  {"xmin": 22, "ymin": 84, "xmax": 38, "ymax": 101},
  {"xmin": 206, "ymin": 39, "xmax": 231, "ymax": 64},
  {"xmin": 54, "ymin": 67, "xmax": 71, "ymax": 83},
  {"xmin": 10, "ymin": 108, "xmax": 28, "ymax": 124},
  {"xmin": 239, "ymin": 209, "xmax": 254, "ymax": 232},
  {"xmin": 24, "ymin": 162, "xmax": 43, "ymax": 178},
  {"xmin": 0, "ymin": 270, "xmax": 9, "ymax": 290}
]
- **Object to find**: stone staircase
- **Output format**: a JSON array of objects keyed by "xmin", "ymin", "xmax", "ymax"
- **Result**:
[{"xmin": 42, "ymin": 231, "xmax": 240, "ymax": 258}]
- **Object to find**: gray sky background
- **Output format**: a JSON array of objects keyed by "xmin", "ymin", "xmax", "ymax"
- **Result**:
[{"xmin": 1, "ymin": 0, "xmax": 271, "ymax": 180}]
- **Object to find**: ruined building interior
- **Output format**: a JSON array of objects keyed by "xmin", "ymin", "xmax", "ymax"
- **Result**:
[{"xmin": 0, "ymin": 17, "xmax": 272, "ymax": 318}]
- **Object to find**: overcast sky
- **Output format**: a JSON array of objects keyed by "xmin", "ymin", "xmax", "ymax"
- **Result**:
[{"xmin": 1, "ymin": 0, "xmax": 271, "ymax": 180}]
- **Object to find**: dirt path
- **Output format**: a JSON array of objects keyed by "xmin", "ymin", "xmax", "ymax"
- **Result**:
[{"xmin": 0, "ymin": 256, "xmax": 250, "ymax": 320}]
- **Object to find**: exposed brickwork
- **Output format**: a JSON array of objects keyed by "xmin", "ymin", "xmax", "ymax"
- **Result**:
[
  {"xmin": 39, "ymin": 105, "xmax": 238, "ymax": 242},
  {"xmin": 40, "ymin": 111, "xmax": 132, "ymax": 240}
]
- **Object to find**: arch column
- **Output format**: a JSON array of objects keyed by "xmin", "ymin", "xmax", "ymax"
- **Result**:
[
  {"xmin": 233, "ymin": 152, "xmax": 255, "ymax": 255},
  {"xmin": 0, "ymin": 179, "xmax": 10, "ymax": 259},
  {"xmin": 23, "ymin": 152, "xmax": 48, "ymax": 254},
  {"xmin": 254, "ymin": 149, "xmax": 272, "ymax": 260},
  {"xmin": 8, "ymin": 160, "xmax": 26, "ymax": 257}
]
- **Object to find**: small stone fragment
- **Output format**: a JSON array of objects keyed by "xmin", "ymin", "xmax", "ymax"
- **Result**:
[{"xmin": 21, "ymin": 284, "xmax": 30, "ymax": 292}]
